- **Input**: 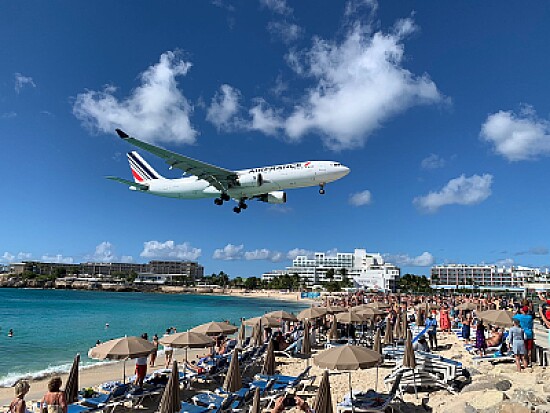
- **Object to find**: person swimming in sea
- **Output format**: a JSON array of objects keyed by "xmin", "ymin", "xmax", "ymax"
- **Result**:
[{"xmin": 8, "ymin": 329, "xmax": 13, "ymax": 337}]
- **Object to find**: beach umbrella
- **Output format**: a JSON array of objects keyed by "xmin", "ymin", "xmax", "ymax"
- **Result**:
[
  {"xmin": 312, "ymin": 370, "xmax": 333, "ymax": 413},
  {"xmin": 366, "ymin": 302, "xmax": 390, "ymax": 309},
  {"xmin": 313, "ymin": 345, "xmax": 381, "ymax": 413},
  {"xmin": 237, "ymin": 323, "xmax": 246, "ymax": 348},
  {"xmin": 401, "ymin": 312, "xmax": 409, "ymax": 340},
  {"xmin": 477, "ymin": 310, "xmax": 514, "ymax": 327},
  {"xmin": 159, "ymin": 331, "xmax": 214, "ymax": 365},
  {"xmin": 262, "ymin": 339, "xmax": 276, "ymax": 375},
  {"xmin": 251, "ymin": 320, "xmax": 264, "ymax": 347},
  {"xmin": 458, "ymin": 302, "xmax": 477, "ymax": 311},
  {"xmin": 88, "ymin": 336, "xmax": 155, "ymax": 383},
  {"xmin": 372, "ymin": 329, "xmax": 382, "ymax": 355},
  {"xmin": 393, "ymin": 315, "xmax": 402, "ymax": 340},
  {"xmin": 191, "ymin": 321, "xmax": 238, "ymax": 336},
  {"xmin": 298, "ymin": 307, "xmax": 328, "ymax": 320},
  {"xmin": 415, "ymin": 307, "xmax": 424, "ymax": 326},
  {"xmin": 302, "ymin": 321, "xmax": 311, "ymax": 357},
  {"xmin": 250, "ymin": 388, "xmax": 261, "ymax": 413},
  {"xmin": 265, "ymin": 310, "xmax": 298, "ymax": 322},
  {"xmin": 353, "ymin": 307, "xmax": 385, "ymax": 318},
  {"xmin": 243, "ymin": 316, "xmax": 280, "ymax": 328},
  {"xmin": 223, "ymin": 348, "xmax": 242, "ymax": 392},
  {"xmin": 64, "ymin": 354, "xmax": 80, "ymax": 404},
  {"xmin": 336, "ymin": 311, "xmax": 364, "ymax": 324},
  {"xmin": 160, "ymin": 331, "xmax": 214, "ymax": 349},
  {"xmin": 328, "ymin": 320, "xmax": 339, "ymax": 340},
  {"xmin": 324, "ymin": 306, "xmax": 346, "ymax": 314},
  {"xmin": 313, "ymin": 345, "xmax": 381, "ymax": 370},
  {"xmin": 383, "ymin": 321, "xmax": 394, "ymax": 346},
  {"xmin": 158, "ymin": 360, "xmax": 181, "ymax": 413},
  {"xmin": 402, "ymin": 329, "xmax": 417, "ymax": 398}
]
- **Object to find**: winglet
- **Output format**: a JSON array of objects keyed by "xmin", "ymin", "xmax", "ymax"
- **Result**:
[{"xmin": 116, "ymin": 129, "xmax": 130, "ymax": 139}]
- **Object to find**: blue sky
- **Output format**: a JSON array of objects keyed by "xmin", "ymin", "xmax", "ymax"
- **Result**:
[{"xmin": 2, "ymin": 0, "xmax": 550, "ymax": 277}]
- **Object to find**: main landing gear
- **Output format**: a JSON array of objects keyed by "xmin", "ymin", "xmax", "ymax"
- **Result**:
[
  {"xmin": 233, "ymin": 200, "xmax": 248, "ymax": 214},
  {"xmin": 319, "ymin": 183, "xmax": 326, "ymax": 195},
  {"xmin": 214, "ymin": 193, "xmax": 231, "ymax": 205}
]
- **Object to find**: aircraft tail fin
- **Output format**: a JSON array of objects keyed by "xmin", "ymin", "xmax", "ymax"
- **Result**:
[{"xmin": 127, "ymin": 151, "xmax": 163, "ymax": 182}]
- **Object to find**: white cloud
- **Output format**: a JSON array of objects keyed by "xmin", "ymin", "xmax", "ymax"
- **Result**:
[
  {"xmin": 41, "ymin": 254, "xmax": 74, "ymax": 264},
  {"xmin": 260, "ymin": 0, "xmax": 292, "ymax": 15},
  {"xmin": 244, "ymin": 249, "xmax": 285, "ymax": 262},
  {"xmin": 73, "ymin": 51, "xmax": 197, "ymax": 145},
  {"xmin": 206, "ymin": 84, "xmax": 241, "ymax": 131},
  {"xmin": 267, "ymin": 21, "xmax": 303, "ymax": 44},
  {"xmin": 495, "ymin": 258, "xmax": 514, "ymax": 267},
  {"xmin": 2, "ymin": 112, "xmax": 17, "ymax": 119},
  {"xmin": 89, "ymin": 241, "xmax": 116, "ymax": 263},
  {"xmin": 213, "ymin": 244, "xmax": 244, "ymax": 260},
  {"xmin": 421, "ymin": 154, "xmax": 445, "ymax": 170},
  {"xmin": 349, "ymin": 190, "xmax": 372, "ymax": 206},
  {"xmin": 1, "ymin": 252, "xmax": 32, "ymax": 263},
  {"xmin": 15, "ymin": 73, "xmax": 36, "ymax": 93},
  {"xmin": 275, "ymin": 18, "xmax": 443, "ymax": 150},
  {"xmin": 120, "ymin": 255, "xmax": 134, "ymax": 263},
  {"xmin": 141, "ymin": 240, "xmax": 202, "ymax": 260},
  {"xmin": 413, "ymin": 174, "xmax": 493, "ymax": 213},
  {"xmin": 286, "ymin": 248, "xmax": 315, "ymax": 260},
  {"xmin": 480, "ymin": 105, "xmax": 550, "ymax": 161},
  {"xmin": 516, "ymin": 247, "xmax": 548, "ymax": 256},
  {"xmin": 249, "ymin": 99, "xmax": 283, "ymax": 136},
  {"xmin": 386, "ymin": 252, "xmax": 435, "ymax": 267},
  {"xmin": 1, "ymin": 252, "xmax": 14, "ymax": 262}
]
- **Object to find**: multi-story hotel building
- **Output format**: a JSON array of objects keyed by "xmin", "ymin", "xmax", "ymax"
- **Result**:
[
  {"xmin": 8, "ymin": 260, "xmax": 204, "ymax": 280},
  {"xmin": 262, "ymin": 248, "xmax": 400, "ymax": 292},
  {"xmin": 431, "ymin": 264, "xmax": 549, "ymax": 289}
]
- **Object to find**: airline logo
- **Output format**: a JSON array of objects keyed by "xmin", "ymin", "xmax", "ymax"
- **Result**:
[
  {"xmin": 249, "ymin": 162, "xmax": 310, "ymax": 173},
  {"xmin": 127, "ymin": 152, "xmax": 159, "ymax": 182}
]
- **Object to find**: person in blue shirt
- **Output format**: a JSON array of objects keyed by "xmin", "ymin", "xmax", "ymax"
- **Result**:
[
  {"xmin": 425, "ymin": 314, "xmax": 438, "ymax": 350},
  {"xmin": 513, "ymin": 306, "xmax": 534, "ymax": 366}
]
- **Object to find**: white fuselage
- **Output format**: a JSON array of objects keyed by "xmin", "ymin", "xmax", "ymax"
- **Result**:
[{"xmin": 134, "ymin": 161, "xmax": 349, "ymax": 199}]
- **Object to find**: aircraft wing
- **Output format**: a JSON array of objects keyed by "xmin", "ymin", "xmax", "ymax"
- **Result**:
[
  {"xmin": 106, "ymin": 176, "xmax": 149, "ymax": 191},
  {"xmin": 116, "ymin": 129, "xmax": 238, "ymax": 192}
]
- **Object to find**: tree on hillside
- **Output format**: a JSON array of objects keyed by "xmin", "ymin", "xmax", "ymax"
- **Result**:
[{"xmin": 326, "ymin": 268, "xmax": 335, "ymax": 281}]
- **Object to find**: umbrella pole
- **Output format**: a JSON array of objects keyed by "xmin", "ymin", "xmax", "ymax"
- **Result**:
[
  {"xmin": 375, "ymin": 365, "xmax": 378, "ymax": 392},
  {"xmin": 412, "ymin": 369, "xmax": 418, "ymax": 399},
  {"xmin": 123, "ymin": 359, "xmax": 126, "ymax": 384},
  {"xmin": 348, "ymin": 371, "xmax": 355, "ymax": 413}
]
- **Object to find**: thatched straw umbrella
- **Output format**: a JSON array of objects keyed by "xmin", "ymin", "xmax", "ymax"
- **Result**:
[
  {"xmin": 191, "ymin": 321, "xmax": 238, "ymax": 336},
  {"xmin": 402, "ymin": 329, "xmax": 417, "ymax": 398},
  {"xmin": 237, "ymin": 323, "xmax": 246, "ymax": 349},
  {"xmin": 383, "ymin": 321, "xmax": 394, "ymax": 346},
  {"xmin": 251, "ymin": 320, "xmax": 264, "ymax": 347}
]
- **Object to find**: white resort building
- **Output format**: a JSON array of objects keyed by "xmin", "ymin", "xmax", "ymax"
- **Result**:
[
  {"xmin": 262, "ymin": 248, "xmax": 400, "ymax": 292},
  {"xmin": 431, "ymin": 264, "xmax": 550, "ymax": 291}
]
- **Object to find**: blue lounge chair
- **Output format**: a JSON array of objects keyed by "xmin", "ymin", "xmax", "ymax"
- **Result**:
[
  {"xmin": 192, "ymin": 392, "xmax": 236, "ymax": 413},
  {"xmin": 80, "ymin": 383, "xmax": 129, "ymax": 409},
  {"xmin": 180, "ymin": 401, "xmax": 210, "ymax": 413}
]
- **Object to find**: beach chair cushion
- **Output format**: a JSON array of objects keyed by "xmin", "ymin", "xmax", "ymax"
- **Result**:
[{"xmin": 180, "ymin": 401, "xmax": 210, "ymax": 413}]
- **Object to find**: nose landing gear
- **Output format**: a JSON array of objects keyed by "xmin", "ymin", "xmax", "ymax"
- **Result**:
[{"xmin": 319, "ymin": 184, "xmax": 326, "ymax": 195}]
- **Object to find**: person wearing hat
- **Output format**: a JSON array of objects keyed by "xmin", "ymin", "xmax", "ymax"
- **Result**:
[
  {"xmin": 514, "ymin": 305, "xmax": 534, "ymax": 366},
  {"xmin": 9, "ymin": 381, "xmax": 30, "ymax": 413}
]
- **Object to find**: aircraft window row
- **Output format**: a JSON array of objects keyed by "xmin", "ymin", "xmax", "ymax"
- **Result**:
[{"xmin": 331, "ymin": 163, "xmax": 342, "ymax": 167}]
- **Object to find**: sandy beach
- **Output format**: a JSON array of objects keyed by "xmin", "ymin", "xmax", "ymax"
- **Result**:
[{"xmin": 3, "ymin": 327, "xmax": 549, "ymax": 412}]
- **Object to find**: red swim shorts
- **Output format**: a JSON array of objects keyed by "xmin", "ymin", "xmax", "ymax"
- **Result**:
[
  {"xmin": 136, "ymin": 364, "xmax": 147, "ymax": 379},
  {"xmin": 525, "ymin": 339, "xmax": 534, "ymax": 351}
]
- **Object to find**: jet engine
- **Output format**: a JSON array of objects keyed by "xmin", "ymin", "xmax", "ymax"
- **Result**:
[
  {"xmin": 238, "ymin": 173, "xmax": 263, "ymax": 187},
  {"xmin": 258, "ymin": 191, "xmax": 287, "ymax": 204}
]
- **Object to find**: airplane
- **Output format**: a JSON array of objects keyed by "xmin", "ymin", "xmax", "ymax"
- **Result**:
[{"xmin": 108, "ymin": 129, "xmax": 350, "ymax": 213}]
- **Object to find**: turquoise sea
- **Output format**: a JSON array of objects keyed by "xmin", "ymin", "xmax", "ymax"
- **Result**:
[{"xmin": 0, "ymin": 289, "xmax": 307, "ymax": 386}]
